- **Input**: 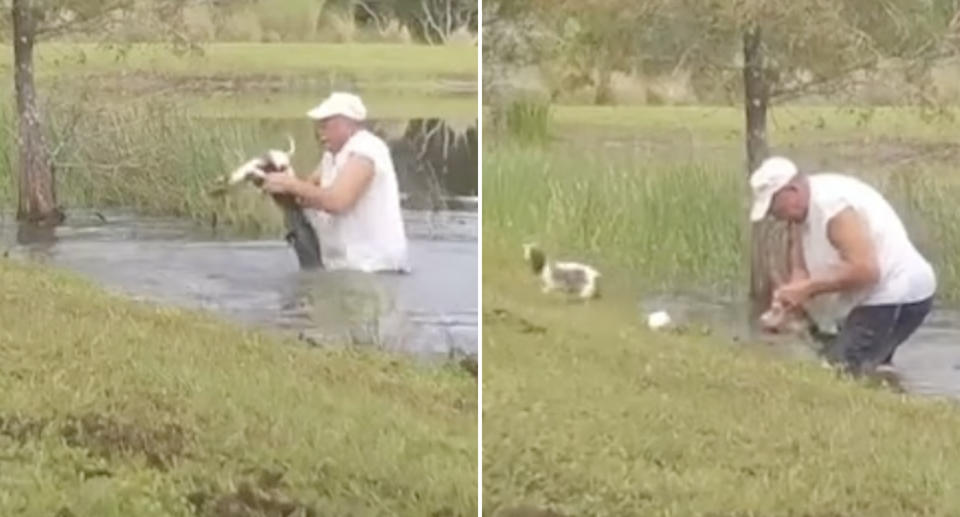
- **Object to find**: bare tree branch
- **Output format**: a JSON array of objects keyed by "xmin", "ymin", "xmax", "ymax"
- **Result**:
[
  {"xmin": 419, "ymin": 0, "xmax": 443, "ymax": 43},
  {"xmin": 354, "ymin": 0, "xmax": 390, "ymax": 33}
]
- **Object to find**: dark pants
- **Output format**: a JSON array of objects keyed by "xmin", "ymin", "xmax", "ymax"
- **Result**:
[{"xmin": 819, "ymin": 296, "xmax": 933, "ymax": 375}]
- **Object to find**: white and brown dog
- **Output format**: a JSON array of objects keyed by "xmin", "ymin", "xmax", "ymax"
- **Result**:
[
  {"xmin": 522, "ymin": 243, "xmax": 601, "ymax": 300},
  {"xmin": 210, "ymin": 136, "xmax": 323, "ymax": 270},
  {"xmin": 223, "ymin": 135, "xmax": 297, "ymax": 189},
  {"xmin": 757, "ymin": 276, "xmax": 843, "ymax": 354}
]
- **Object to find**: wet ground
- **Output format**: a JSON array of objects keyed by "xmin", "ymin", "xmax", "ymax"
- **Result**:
[
  {"xmin": 638, "ymin": 293, "xmax": 960, "ymax": 400},
  {"xmin": 1, "ymin": 208, "xmax": 477, "ymax": 359}
]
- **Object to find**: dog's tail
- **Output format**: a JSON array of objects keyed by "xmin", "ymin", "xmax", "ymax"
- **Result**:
[{"xmin": 286, "ymin": 134, "xmax": 296, "ymax": 157}]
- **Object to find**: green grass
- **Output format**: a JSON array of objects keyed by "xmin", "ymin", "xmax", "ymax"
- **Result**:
[
  {"xmin": 485, "ymin": 104, "xmax": 960, "ymax": 144},
  {"xmin": 0, "ymin": 102, "xmax": 300, "ymax": 236},
  {"xmin": 0, "ymin": 98, "xmax": 477, "ymax": 236},
  {"xmin": 0, "ymin": 41, "xmax": 477, "ymax": 232},
  {"xmin": 481, "ymin": 241, "xmax": 960, "ymax": 516},
  {"xmin": 0, "ymin": 258, "xmax": 476, "ymax": 516},
  {"xmin": 483, "ymin": 144, "xmax": 748, "ymax": 297},
  {"xmin": 0, "ymin": 42, "xmax": 476, "ymax": 82},
  {"xmin": 0, "ymin": 42, "xmax": 477, "ymax": 116},
  {"xmin": 188, "ymin": 91, "xmax": 477, "ymax": 121},
  {"xmin": 482, "ymin": 104, "xmax": 960, "ymax": 512},
  {"xmin": 488, "ymin": 98, "xmax": 552, "ymax": 145}
]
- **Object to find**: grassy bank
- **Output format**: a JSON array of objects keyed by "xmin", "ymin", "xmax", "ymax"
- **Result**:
[
  {"xmin": 481, "ymin": 241, "xmax": 960, "ymax": 516},
  {"xmin": 0, "ymin": 42, "xmax": 477, "ymax": 123},
  {"xmin": 189, "ymin": 92, "xmax": 477, "ymax": 121},
  {"xmin": 548, "ymin": 104, "xmax": 960, "ymax": 141},
  {"xmin": 0, "ymin": 258, "xmax": 476, "ymax": 516},
  {"xmin": 483, "ymin": 103, "xmax": 960, "ymax": 168},
  {"xmin": 0, "ymin": 43, "xmax": 476, "ymax": 90}
]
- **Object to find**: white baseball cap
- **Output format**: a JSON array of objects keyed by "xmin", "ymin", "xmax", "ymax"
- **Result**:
[
  {"xmin": 306, "ymin": 92, "xmax": 367, "ymax": 121},
  {"xmin": 749, "ymin": 156, "xmax": 799, "ymax": 222}
]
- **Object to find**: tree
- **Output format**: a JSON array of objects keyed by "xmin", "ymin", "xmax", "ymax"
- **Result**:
[
  {"xmin": 11, "ymin": 0, "xmax": 57, "ymax": 225},
  {"xmin": 521, "ymin": 0, "xmax": 669, "ymax": 104},
  {"xmin": 481, "ymin": 0, "xmax": 558, "ymax": 123},
  {"xmin": 651, "ymin": 0, "xmax": 960, "ymax": 313},
  {"xmin": 4, "ymin": 0, "xmax": 189, "ymax": 227},
  {"xmin": 354, "ymin": 0, "xmax": 477, "ymax": 44}
]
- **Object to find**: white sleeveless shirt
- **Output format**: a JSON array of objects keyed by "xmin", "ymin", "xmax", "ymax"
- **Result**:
[
  {"xmin": 799, "ymin": 173, "xmax": 935, "ymax": 328},
  {"xmin": 305, "ymin": 129, "xmax": 410, "ymax": 273}
]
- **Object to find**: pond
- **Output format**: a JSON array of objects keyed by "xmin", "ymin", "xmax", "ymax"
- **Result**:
[{"xmin": 638, "ymin": 292, "xmax": 960, "ymax": 400}]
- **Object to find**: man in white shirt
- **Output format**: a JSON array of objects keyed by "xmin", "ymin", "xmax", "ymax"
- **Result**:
[
  {"xmin": 262, "ymin": 92, "xmax": 410, "ymax": 273},
  {"xmin": 749, "ymin": 156, "xmax": 936, "ymax": 375}
]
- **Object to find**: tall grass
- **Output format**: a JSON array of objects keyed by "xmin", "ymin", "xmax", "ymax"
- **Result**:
[
  {"xmin": 885, "ymin": 168, "xmax": 960, "ymax": 301},
  {"xmin": 251, "ymin": 0, "xmax": 326, "ymax": 41},
  {"xmin": 490, "ymin": 98, "xmax": 553, "ymax": 145},
  {"xmin": 0, "ymin": 102, "xmax": 293, "ymax": 236},
  {"xmin": 483, "ymin": 142, "xmax": 960, "ymax": 300},
  {"xmin": 483, "ymin": 143, "xmax": 747, "ymax": 295}
]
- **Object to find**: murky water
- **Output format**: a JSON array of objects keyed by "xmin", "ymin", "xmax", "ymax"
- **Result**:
[
  {"xmin": 1, "ymin": 207, "xmax": 477, "ymax": 359},
  {"xmin": 638, "ymin": 293, "xmax": 960, "ymax": 400}
]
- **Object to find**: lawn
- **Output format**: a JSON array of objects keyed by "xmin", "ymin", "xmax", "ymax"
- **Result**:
[
  {"xmin": 482, "ymin": 238, "xmax": 960, "ymax": 516},
  {"xmin": 0, "ymin": 258, "xmax": 477, "ymax": 516}
]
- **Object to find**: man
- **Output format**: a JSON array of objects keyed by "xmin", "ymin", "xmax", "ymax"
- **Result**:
[
  {"xmin": 262, "ymin": 91, "xmax": 410, "ymax": 273},
  {"xmin": 749, "ymin": 156, "xmax": 936, "ymax": 375}
]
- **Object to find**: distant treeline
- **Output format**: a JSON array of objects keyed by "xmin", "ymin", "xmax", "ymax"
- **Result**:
[{"xmin": 0, "ymin": 0, "xmax": 478, "ymax": 44}]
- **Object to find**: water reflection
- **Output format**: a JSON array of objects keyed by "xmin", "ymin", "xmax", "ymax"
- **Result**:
[{"xmin": 387, "ymin": 118, "xmax": 478, "ymax": 210}]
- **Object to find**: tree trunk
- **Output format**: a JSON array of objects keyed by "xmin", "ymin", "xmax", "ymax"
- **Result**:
[
  {"xmin": 743, "ymin": 25, "xmax": 785, "ymax": 319},
  {"xmin": 743, "ymin": 27, "xmax": 768, "ymax": 172},
  {"xmin": 594, "ymin": 52, "xmax": 614, "ymax": 105},
  {"xmin": 13, "ymin": 0, "xmax": 62, "ymax": 226}
]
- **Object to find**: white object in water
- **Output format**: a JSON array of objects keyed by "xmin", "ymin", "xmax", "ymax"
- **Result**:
[{"xmin": 647, "ymin": 310, "xmax": 673, "ymax": 331}]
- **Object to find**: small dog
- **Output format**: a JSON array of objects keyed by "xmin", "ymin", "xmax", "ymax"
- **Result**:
[
  {"xmin": 522, "ymin": 243, "xmax": 601, "ymax": 299},
  {"xmin": 758, "ymin": 293, "xmax": 844, "ymax": 356},
  {"xmin": 215, "ymin": 135, "xmax": 297, "ymax": 192},
  {"xmin": 210, "ymin": 136, "xmax": 323, "ymax": 270},
  {"xmin": 759, "ymin": 297, "xmax": 812, "ymax": 335}
]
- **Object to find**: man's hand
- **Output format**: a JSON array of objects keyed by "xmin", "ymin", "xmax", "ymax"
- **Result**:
[
  {"xmin": 774, "ymin": 278, "xmax": 813, "ymax": 309},
  {"xmin": 261, "ymin": 173, "xmax": 301, "ymax": 195}
]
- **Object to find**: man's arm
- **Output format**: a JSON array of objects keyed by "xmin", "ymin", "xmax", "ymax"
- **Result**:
[
  {"xmin": 307, "ymin": 163, "xmax": 324, "ymax": 185},
  {"xmin": 786, "ymin": 222, "xmax": 809, "ymax": 282},
  {"xmin": 805, "ymin": 207, "xmax": 880, "ymax": 297},
  {"xmin": 290, "ymin": 154, "xmax": 375, "ymax": 214}
]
